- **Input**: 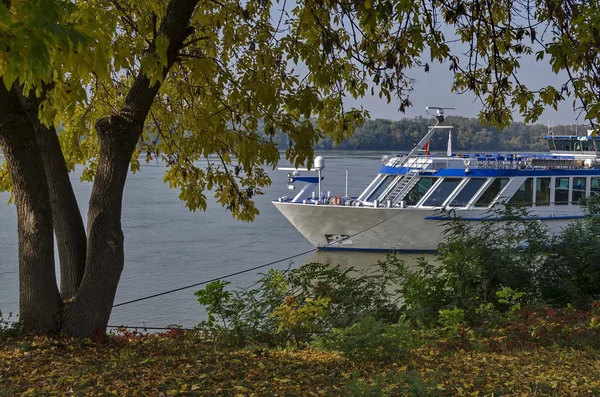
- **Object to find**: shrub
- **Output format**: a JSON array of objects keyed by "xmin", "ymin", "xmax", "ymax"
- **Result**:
[
  {"xmin": 270, "ymin": 295, "xmax": 331, "ymax": 335},
  {"xmin": 314, "ymin": 315, "xmax": 414, "ymax": 361},
  {"xmin": 194, "ymin": 257, "xmax": 407, "ymax": 345},
  {"xmin": 289, "ymin": 257, "xmax": 406, "ymax": 328},
  {"xmin": 538, "ymin": 208, "xmax": 600, "ymax": 309},
  {"xmin": 496, "ymin": 286, "xmax": 527, "ymax": 314},
  {"xmin": 438, "ymin": 307, "xmax": 465, "ymax": 329},
  {"xmin": 194, "ymin": 270, "xmax": 290, "ymax": 345},
  {"xmin": 399, "ymin": 206, "xmax": 547, "ymax": 325},
  {"xmin": 193, "ymin": 201, "xmax": 600, "ymax": 353},
  {"xmin": 0, "ymin": 311, "xmax": 22, "ymax": 340}
]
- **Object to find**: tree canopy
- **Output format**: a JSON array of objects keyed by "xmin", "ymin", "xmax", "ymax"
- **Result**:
[
  {"xmin": 0, "ymin": 0, "xmax": 599, "ymax": 336},
  {"xmin": 2, "ymin": 0, "xmax": 599, "ymax": 217}
]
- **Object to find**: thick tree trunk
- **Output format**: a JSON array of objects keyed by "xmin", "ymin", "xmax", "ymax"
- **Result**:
[
  {"xmin": 0, "ymin": 85, "xmax": 62, "ymax": 332},
  {"xmin": 19, "ymin": 90, "xmax": 87, "ymax": 300},
  {"xmin": 61, "ymin": 115, "xmax": 137, "ymax": 336},
  {"xmin": 60, "ymin": 0, "xmax": 199, "ymax": 337}
]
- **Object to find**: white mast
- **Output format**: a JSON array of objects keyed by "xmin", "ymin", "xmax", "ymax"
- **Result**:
[{"xmin": 403, "ymin": 107, "xmax": 454, "ymax": 161}]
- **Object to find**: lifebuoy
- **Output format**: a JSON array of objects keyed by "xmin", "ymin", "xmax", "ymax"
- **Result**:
[
  {"xmin": 333, "ymin": 196, "xmax": 342, "ymax": 205},
  {"xmin": 463, "ymin": 158, "xmax": 471, "ymax": 167}
]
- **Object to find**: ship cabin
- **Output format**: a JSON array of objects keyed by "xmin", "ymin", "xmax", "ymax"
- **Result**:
[
  {"xmin": 356, "ymin": 133, "xmax": 600, "ymax": 213},
  {"xmin": 545, "ymin": 134, "xmax": 599, "ymax": 156}
]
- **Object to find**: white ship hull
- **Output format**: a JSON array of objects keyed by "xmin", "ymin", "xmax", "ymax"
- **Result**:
[
  {"xmin": 273, "ymin": 112, "xmax": 598, "ymax": 252},
  {"xmin": 273, "ymin": 202, "xmax": 575, "ymax": 252}
]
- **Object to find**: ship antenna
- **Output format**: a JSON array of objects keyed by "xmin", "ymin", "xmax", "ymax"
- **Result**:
[{"xmin": 425, "ymin": 106, "xmax": 455, "ymax": 123}]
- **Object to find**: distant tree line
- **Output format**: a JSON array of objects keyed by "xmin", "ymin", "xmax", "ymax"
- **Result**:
[{"xmin": 263, "ymin": 116, "xmax": 583, "ymax": 152}]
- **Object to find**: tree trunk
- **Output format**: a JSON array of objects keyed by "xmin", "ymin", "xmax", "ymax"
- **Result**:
[
  {"xmin": 19, "ymin": 90, "xmax": 87, "ymax": 300},
  {"xmin": 61, "ymin": 0, "xmax": 199, "ymax": 337},
  {"xmin": 60, "ymin": 115, "xmax": 138, "ymax": 336},
  {"xmin": 0, "ymin": 85, "xmax": 62, "ymax": 332}
]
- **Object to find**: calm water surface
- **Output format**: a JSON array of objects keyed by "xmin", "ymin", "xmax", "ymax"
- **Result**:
[{"xmin": 0, "ymin": 152, "xmax": 432, "ymax": 328}]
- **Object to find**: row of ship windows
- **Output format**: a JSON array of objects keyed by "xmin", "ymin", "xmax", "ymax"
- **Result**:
[
  {"xmin": 507, "ymin": 176, "xmax": 592, "ymax": 206},
  {"xmin": 367, "ymin": 175, "xmax": 600, "ymax": 208},
  {"xmin": 548, "ymin": 140, "xmax": 596, "ymax": 152}
]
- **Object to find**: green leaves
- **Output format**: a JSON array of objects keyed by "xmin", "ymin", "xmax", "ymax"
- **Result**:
[
  {"xmin": 3, "ymin": 0, "xmax": 600, "ymax": 220},
  {"xmin": 194, "ymin": 280, "xmax": 232, "ymax": 327},
  {"xmin": 0, "ymin": 0, "xmax": 111, "ymax": 92},
  {"xmin": 0, "ymin": 161, "xmax": 12, "ymax": 194}
]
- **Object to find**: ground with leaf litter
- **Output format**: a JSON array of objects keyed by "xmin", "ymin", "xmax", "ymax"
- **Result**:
[{"xmin": 1, "ymin": 331, "xmax": 599, "ymax": 396}]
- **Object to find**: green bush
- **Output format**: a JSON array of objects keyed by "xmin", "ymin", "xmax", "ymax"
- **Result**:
[
  {"xmin": 538, "ymin": 201, "xmax": 600, "ymax": 309},
  {"xmin": 314, "ymin": 315, "xmax": 414, "ymax": 361},
  {"xmin": 496, "ymin": 286, "xmax": 527, "ymax": 314},
  {"xmin": 0, "ymin": 311, "xmax": 22, "ymax": 340},
  {"xmin": 194, "ymin": 270, "xmax": 290, "ymax": 345},
  {"xmin": 399, "ymin": 201, "xmax": 600, "ymax": 325},
  {"xmin": 194, "ymin": 257, "xmax": 407, "ymax": 345},
  {"xmin": 438, "ymin": 307, "xmax": 465, "ymax": 328},
  {"xmin": 192, "ymin": 200, "xmax": 600, "ymax": 354},
  {"xmin": 289, "ymin": 257, "xmax": 406, "ymax": 328},
  {"xmin": 399, "ymin": 206, "xmax": 546, "ymax": 325}
]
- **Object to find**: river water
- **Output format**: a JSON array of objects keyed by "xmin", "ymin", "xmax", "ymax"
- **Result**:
[{"xmin": 0, "ymin": 152, "xmax": 431, "ymax": 328}]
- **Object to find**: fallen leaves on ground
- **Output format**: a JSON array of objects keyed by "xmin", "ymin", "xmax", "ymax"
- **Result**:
[{"xmin": 1, "ymin": 332, "xmax": 599, "ymax": 396}]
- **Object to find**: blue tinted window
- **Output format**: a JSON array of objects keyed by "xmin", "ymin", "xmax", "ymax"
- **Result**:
[
  {"xmin": 474, "ymin": 178, "xmax": 509, "ymax": 207},
  {"xmin": 423, "ymin": 178, "xmax": 462, "ymax": 207},
  {"xmin": 509, "ymin": 178, "xmax": 533, "ymax": 206},
  {"xmin": 592, "ymin": 177, "xmax": 600, "ymax": 195},
  {"xmin": 367, "ymin": 175, "xmax": 393, "ymax": 201},
  {"xmin": 555, "ymin": 177, "xmax": 569, "ymax": 205},
  {"xmin": 573, "ymin": 177, "xmax": 586, "ymax": 203},
  {"xmin": 405, "ymin": 177, "xmax": 436, "ymax": 205},
  {"xmin": 450, "ymin": 178, "xmax": 486, "ymax": 207},
  {"xmin": 536, "ymin": 178, "xmax": 551, "ymax": 206}
]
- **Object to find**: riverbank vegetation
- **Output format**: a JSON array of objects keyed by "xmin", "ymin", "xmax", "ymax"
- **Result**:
[
  {"xmin": 3, "ymin": 202, "xmax": 600, "ymax": 395},
  {"xmin": 265, "ymin": 117, "xmax": 580, "ymax": 152}
]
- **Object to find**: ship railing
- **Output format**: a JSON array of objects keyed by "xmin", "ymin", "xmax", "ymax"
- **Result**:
[
  {"xmin": 426, "ymin": 156, "xmax": 595, "ymax": 171},
  {"xmin": 389, "ymin": 153, "xmax": 596, "ymax": 171},
  {"xmin": 388, "ymin": 169, "xmax": 422, "ymax": 207}
]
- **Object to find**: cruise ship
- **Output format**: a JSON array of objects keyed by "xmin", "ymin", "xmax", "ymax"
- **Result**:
[{"xmin": 273, "ymin": 108, "xmax": 600, "ymax": 252}]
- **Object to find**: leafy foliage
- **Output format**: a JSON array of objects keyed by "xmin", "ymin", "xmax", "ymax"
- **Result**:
[
  {"xmin": 194, "ymin": 259, "xmax": 406, "ymax": 345},
  {"xmin": 270, "ymin": 295, "xmax": 331, "ymax": 335},
  {"xmin": 437, "ymin": 307, "xmax": 465, "ymax": 336},
  {"xmin": 0, "ymin": 0, "xmax": 113, "ymax": 96},
  {"xmin": 538, "ymin": 197, "xmax": 600, "ymax": 309},
  {"xmin": 496, "ymin": 286, "xmax": 528, "ymax": 314},
  {"xmin": 0, "ymin": 311, "xmax": 22, "ymax": 340},
  {"xmin": 193, "ymin": 199, "xmax": 600, "ymax": 360},
  {"xmin": 3, "ymin": 0, "xmax": 600, "ymax": 219},
  {"xmin": 399, "ymin": 206, "xmax": 547, "ymax": 325},
  {"xmin": 395, "ymin": 201, "xmax": 600, "ymax": 334},
  {"xmin": 314, "ymin": 315, "xmax": 414, "ymax": 361}
]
